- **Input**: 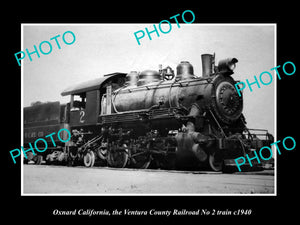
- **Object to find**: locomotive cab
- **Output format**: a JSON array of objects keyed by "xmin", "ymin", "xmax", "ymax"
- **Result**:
[{"xmin": 61, "ymin": 72, "xmax": 127, "ymax": 127}]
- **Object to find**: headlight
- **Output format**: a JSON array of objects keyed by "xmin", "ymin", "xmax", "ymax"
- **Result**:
[
  {"xmin": 228, "ymin": 62, "xmax": 236, "ymax": 70},
  {"xmin": 218, "ymin": 58, "xmax": 238, "ymax": 75}
]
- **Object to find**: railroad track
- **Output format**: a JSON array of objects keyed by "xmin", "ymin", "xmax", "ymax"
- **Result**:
[
  {"xmin": 22, "ymin": 164, "xmax": 275, "ymax": 194},
  {"xmin": 23, "ymin": 163, "xmax": 274, "ymax": 176}
]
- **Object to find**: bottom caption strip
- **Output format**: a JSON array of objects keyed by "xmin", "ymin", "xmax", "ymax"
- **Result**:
[{"xmin": 52, "ymin": 208, "xmax": 252, "ymax": 217}]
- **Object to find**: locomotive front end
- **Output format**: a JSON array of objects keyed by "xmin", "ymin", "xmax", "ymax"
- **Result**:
[
  {"xmin": 175, "ymin": 54, "xmax": 248, "ymax": 171},
  {"xmin": 175, "ymin": 54, "xmax": 273, "ymax": 172}
]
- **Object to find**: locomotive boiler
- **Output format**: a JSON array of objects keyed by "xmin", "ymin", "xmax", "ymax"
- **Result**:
[{"xmin": 24, "ymin": 53, "xmax": 273, "ymax": 172}]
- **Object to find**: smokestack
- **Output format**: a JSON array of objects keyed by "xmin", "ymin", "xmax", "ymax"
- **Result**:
[{"xmin": 201, "ymin": 54, "xmax": 213, "ymax": 77}]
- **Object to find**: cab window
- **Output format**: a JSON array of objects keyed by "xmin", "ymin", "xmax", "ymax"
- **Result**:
[{"xmin": 71, "ymin": 94, "xmax": 86, "ymax": 111}]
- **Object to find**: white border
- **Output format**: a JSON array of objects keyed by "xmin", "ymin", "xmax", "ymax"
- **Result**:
[
  {"xmin": 21, "ymin": 24, "xmax": 24, "ymax": 195},
  {"xmin": 20, "ymin": 23, "xmax": 277, "ymax": 196},
  {"xmin": 274, "ymin": 24, "xmax": 277, "ymax": 196}
]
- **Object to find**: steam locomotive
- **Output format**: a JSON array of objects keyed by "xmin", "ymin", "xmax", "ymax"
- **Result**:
[{"xmin": 24, "ymin": 53, "xmax": 273, "ymax": 171}]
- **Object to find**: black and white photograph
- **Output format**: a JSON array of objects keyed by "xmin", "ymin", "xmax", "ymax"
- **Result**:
[
  {"xmin": 4, "ymin": 4, "xmax": 298, "ymax": 224},
  {"xmin": 21, "ymin": 23, "xmax": 275, "ymax": 195}
]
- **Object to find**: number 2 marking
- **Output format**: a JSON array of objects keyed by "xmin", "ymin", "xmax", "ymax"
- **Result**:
[{"xmin": 79, "ymin": 110, "xmax": 85, "ymax": 123}]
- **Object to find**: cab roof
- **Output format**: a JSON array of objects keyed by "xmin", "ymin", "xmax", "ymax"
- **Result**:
[{"xmin": 61, "ymin": 72, "xmax": 126, "ymax": 96}]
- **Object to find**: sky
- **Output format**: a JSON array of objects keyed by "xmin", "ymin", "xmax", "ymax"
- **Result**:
[{"xmin": 22, "ymin": 24, "xmax": 275, "ymax": 135}]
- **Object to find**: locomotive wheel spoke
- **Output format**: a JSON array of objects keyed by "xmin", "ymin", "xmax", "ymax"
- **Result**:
[
  {"xmin": 35, "ymin": 155, "xmax": 43, "ymax": 165},
  {"xmin": 107, "ymin": 145, "xmax": 128, "ymax": 168},
  {"xmin": 96, "ymin": 147, "xmax": 107, "ymax": 161},
  {"xmin": 83, "ymin": 151, "xmax": 95, "ymax": 167},
  {"xmin": 208, "ymin": 151, "xmax": 223, "ymax": 172},
  {"xmin": 131, "ymin": 152, "xmax": 152, "ymax": 169}
]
